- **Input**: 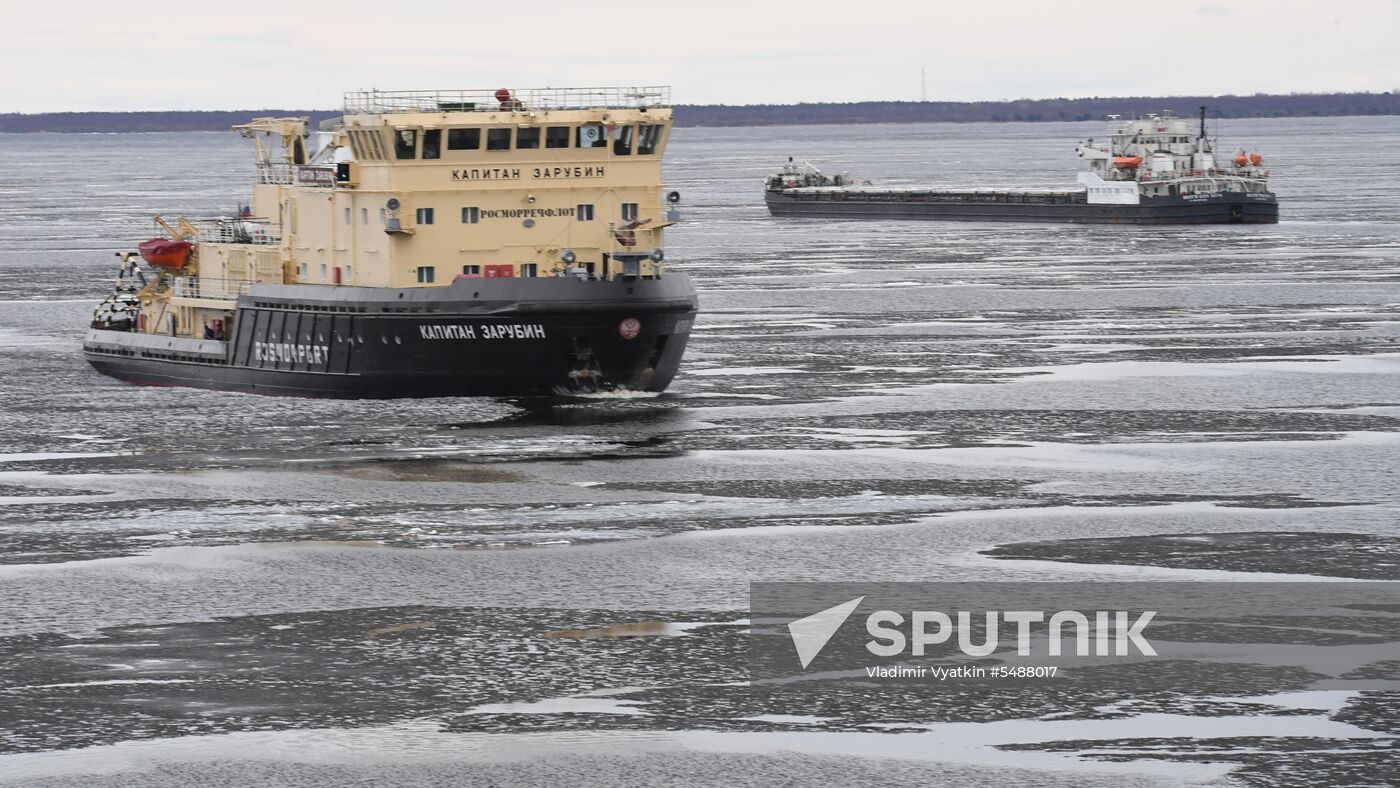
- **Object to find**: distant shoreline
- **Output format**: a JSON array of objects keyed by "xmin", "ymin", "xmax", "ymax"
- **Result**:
[{"xmin": 2, "ymin": 92, "xmax": 1396, "ymax": 132}]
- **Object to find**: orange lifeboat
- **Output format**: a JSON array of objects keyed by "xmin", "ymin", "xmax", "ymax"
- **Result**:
[
  {"xmin": 1249, "ymin": 153, "xmax": 1262, "ymax": 166},
  {"xmin": 1233, "ymin": 154, "xmax": 1249, "ymax": 167},
  {"xmin": 137, "ymin": 238, "xmax": 193, "ymax": 269},
  {"xmin": 1113, "ymin": 156, "xmax": 1143, "ymax": 169}
]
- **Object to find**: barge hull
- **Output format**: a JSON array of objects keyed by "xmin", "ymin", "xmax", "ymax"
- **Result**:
[{"xmin": 765, "ymin": 192, "xmax": 1279, "ymax": 224}]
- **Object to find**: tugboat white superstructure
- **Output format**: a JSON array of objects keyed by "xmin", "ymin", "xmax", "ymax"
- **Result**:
[
  {"xmin": 766, "ymin": 107, "xmax": 1278, "ymax": 224},
  {"xmin": 84, "ymin": 87, "xmax": 698, "ymax": 398}
]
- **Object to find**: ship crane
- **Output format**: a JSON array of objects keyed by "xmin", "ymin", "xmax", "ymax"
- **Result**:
[{"xmin": 233, "ymin": 117, "xmax": 311, "ymax": 168}]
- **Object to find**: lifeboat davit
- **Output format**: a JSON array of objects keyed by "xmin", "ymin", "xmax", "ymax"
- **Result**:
[
  {"xmin": 1113, "ymin": 156, "xmax": 1143, "ymax": 169},
  {"xmin": 137, "ymin": 238, "xmax": 194, "ymax": 269},
  {"xmin": 1233, "ymin": 154, "xmax": 1249, "ymax": 167}
]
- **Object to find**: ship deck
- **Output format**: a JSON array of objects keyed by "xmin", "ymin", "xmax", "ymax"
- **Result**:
[{"xmin": 772, "ymin": 186, "xmax": 1087, "ymax": 204}]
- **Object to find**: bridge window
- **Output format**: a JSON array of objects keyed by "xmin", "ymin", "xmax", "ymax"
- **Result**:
[
  {"xmin": 613, "ymin": 125, "xmax": 634, "ymax": 155},
  {"xmin": 462, "ymin": 264, "xmax": 481, "ymax": 275},
  {"xmin": 417, "ymin": 266, "xmax": 436, "ymax": 284},
  {"xmin": 520, "ymin": 263, "xmax": 538, "ymax": 277},
  {"xmin": 421, "ymin": 129, "xmax": 441, "ymax": 159},
  {"xmin": 516, "ymin": 128, "xmax": 540, "ymax": 149},
  {"xmin": 416, "ymin": 207, "xmax": 435, "ymax": 224},
  {"xmin": 578, "ymin": 124, "xmax": 607, "ymax": 148},
  {"xmin": 622, "ymin": 202, "xmax": 639, "ymax": 221},
  {"xmin": 546, "ymin": 127, "xmax": 570, "ymax": 148},
  {"xmin": 394, "ymin": 129, "xmax": 417, "ymax": 160},
  {"xmin": 638, "ymin": 124, "xmax": 663, "ymax": 154},
  {"xmin": 448, "ymin": 128, "xmax": 480, "ymax": 150},
  {"xmin": 576, "ymin": 204, "xmax": 595, "ymax": 221},
  {"xmin": 487, "ymin": 128, "xmax": 511, "ymax": 151},
  {"xmin": 344, "ymin": 207, "xmax": 351, "ymax": 224},
  {"xmin": 361, "ymin": 207, "xmax": 368, "ymax": 225},
  {"xmin": 461, "ymin": 206, "xmax": 480, "ymax": 224}
]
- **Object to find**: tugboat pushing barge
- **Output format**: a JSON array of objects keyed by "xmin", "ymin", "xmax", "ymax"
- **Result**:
[
  {"xmin": 85, "ymin": 87, "xmax": 697, "ymax": 398},
  {"xmin": 766, "ymin": 108, "xmax": 1278, "ymax": 224}
]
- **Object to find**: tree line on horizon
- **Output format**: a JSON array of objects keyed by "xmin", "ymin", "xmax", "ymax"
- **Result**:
[{"xmin": 2, "ymin": 92, "xmax": 1395, "ymax": 132}]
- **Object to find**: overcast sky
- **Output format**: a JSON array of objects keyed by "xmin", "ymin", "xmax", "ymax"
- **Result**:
[{"xmin": 5, "ymin": 0, "xmax": 1398, "ymax": 112}]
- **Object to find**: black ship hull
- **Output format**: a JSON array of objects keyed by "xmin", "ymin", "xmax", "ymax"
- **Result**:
[
  {"xmin": 83, "ymin": 275, "xmax": 698, "ymax": 399},
  {"xmin": 765, "ymin": 190, "xmax": 1279, "ymax": 224}
]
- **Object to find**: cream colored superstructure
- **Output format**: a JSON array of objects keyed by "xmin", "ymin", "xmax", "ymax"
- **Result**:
[{"xmin": 144, "ymin": 87, "xmax": 676, "ymax": 340}]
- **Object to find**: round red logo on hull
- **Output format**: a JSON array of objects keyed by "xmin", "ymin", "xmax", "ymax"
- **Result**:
[{"xmin": 618, "ymin": 318, "xmax": 641, "ymax": 340}]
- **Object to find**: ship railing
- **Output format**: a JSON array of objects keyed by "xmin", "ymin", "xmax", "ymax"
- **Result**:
[
  {"xmin": 253, "ymin": 163, "xmax": 338, "ymax": 187},
  {"xmin": 168, "ymin": 276, "xmax": 252, "ymax": 301},
  {"xmin": 254, "ymin": 162, "xmax": 293, "ymax": 184},
  {"xmin": 606, "ymin": 222, "xmax": 672, "ymax": 254},
  {"xmin": 196, "ymin": 220, "xmax": 282, "ymax": 246},
  {"xmin": 343, "ymin": 86, "xmax": 671, "ymax": 114},
  {"xmin": 1139, "ymin": 169, "xmax": 1269, "ymax": 181}
]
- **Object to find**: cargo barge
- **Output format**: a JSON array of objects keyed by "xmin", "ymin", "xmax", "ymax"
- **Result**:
[
  {"xmin": 84, "ymin": 86, "xmax": 697, "ymax": 398},
  {"xmin": 765, "ymin": 108, "xmax": 1278, "ymax": 224}
]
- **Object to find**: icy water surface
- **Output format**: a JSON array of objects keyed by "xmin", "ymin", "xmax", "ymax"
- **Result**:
[{"xmin": 1, "ymin": 118, "xmax": 1399, "ymax": 786}]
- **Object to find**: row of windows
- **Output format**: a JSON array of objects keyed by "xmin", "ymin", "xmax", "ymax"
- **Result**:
[
  {"xmin": 415, "ymin": 263, "xmax": 540, "ymax": 283},
  {"xmin": 292, "ymin": 260, "xmax": 543, "ymax": 285},
  {"xmin": 393, "ymin": 124, "xmax": 664, "ymax": 160},
  {"xmin": 342, "ymin": 207, "xmax": 385, "ymax": 225},
  {"xmin": 1126, "ymin": 135, "xmax": 1193, "ymax": 144},
  {"xmin": 297, "ymin": 262, "xmax": 353, "ymax": 282}
]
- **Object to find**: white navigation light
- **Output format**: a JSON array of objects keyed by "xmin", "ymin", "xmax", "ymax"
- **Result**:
[
  {"xmin": 667, "ymin": 190, "xmax": 681, "ymax": 204},
  {"xmin": 386, "ymin": 197, "xmax": 400, "ymax": 211},
  {"xmin": 648, "ymin": 248, "xmax": 664, "ymax": 262},
  {"xmin": 561, "ymin": 249, "xmax": 577, "ymax": 264}
]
